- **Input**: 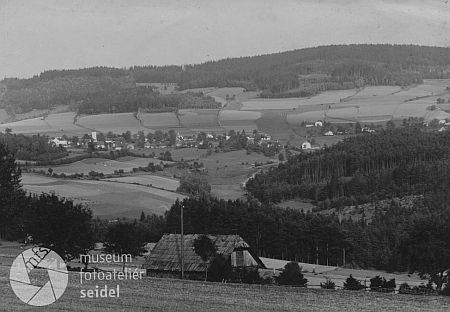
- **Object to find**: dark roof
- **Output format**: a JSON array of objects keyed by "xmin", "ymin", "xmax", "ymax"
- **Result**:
[{"xmin": 143, "ymin": 234, "xmax": 264, "ymax": 272}]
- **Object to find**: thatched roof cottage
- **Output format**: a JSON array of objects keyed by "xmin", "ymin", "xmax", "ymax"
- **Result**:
[{"xmin": 143, "ymin": 234, "xmax": 265, "ymax": 279}]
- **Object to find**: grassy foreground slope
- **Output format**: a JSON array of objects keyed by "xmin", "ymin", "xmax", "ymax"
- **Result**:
[{"xmin": 1, "ymin": 266, "xmax": 450, "ymax": 312}]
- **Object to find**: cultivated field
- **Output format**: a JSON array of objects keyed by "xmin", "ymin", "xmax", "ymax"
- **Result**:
[
  {"xmin": 139, "ymin": 112, "xmax": 180, "ymax": 128},
  {"xmin": 241, "ymin": 89, "xmax": 358, "ymax": 110},
  {"xmin": 77, "ymin": 113, "xmax": 151, "ymax": 134},
  {"xmin": 31, "ymin": 156, "xmax": 168, "ymax": 175},
  {"xmin": 44, "ymin": 112, "xmax": 86, "ymax": 135},
  {"xmin": 219, "ymin": 110, "xmax": 261, "ymax": 132},
  {"xmin": 1, "ymin": 261, "xmax": 449, "ymax": 312},
  {"xmin": 178, "ymin": 109, "xmax": 221, "ymax": 131},
  {"xmin": 21, "ymin": 173, "xmax": 184, "ymax": 218},
  {"xmin": 285, "ymin": 80, "xmax": 450, "ymax": 125}
]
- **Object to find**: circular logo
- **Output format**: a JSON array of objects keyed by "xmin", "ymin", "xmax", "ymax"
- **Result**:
[{"xmin": 9, "ymin": 247, "xmax": 68, "ymax": 306}]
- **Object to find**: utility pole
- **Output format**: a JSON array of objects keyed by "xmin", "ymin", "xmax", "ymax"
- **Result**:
[
  {"xmin": 316, "ymin": 242, "xmax": 319, "ymax": 265},
  {"xmin": 343, "ymin": 247, "xmax": 346, "ymax": 267},
  {"xmin": 181, "ymin": 203, "xmax": 184, "ymax": 280}
]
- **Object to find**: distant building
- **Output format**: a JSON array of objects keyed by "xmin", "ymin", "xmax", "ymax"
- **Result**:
[
  {"xmin": 144, "ymin": 142, "xmax": 152, "ymax": 149},
  {"xmin": 91, "ymin": 131, "xmax": 97, "ymax": 142},
  {"xmin": 302, "ymin": 141, "xmax": 312, "ymax": 149},
  {"xmin": 50, "ymin": 137, "xmax": 69, "ymax": 147},
  {"xmin": 95, "ymin": 141, "xmax": 106, "ymax": 149},
  {"xmin": 126, "ymin": 143, "xmax": 135, "ymax": 150},
  {"xmin": 362, "ymin": 127, "xmax": 375, "ymax": 133},
  {"xmin": 315, "ymin": 121, "xmax": 323, "ymax": 127},
  {"xmin": 324, "ymin": 131, "xmax": 334, "ymax": 136}
]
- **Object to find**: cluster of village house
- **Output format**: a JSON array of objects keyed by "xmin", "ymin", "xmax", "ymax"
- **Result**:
[{"xmin": 49, "ymin": 130, "xmax": 278, "ymax": 151}]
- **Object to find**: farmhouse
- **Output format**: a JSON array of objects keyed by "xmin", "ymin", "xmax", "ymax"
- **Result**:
[
  {"xmin": 143, "ymin": 234, "xmax": 265, "ymax": 279},
  {"xmin": 324, "ymin": 131, "xmax": 334, "ymax": 136}
]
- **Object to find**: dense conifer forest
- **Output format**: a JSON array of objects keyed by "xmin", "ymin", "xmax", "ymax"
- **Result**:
[{"xmin": 246, "ymin": 128, "xmax": 450, "ymax": 208}]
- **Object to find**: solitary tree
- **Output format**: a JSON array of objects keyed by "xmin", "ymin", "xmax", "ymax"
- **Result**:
[
  {"xmin": 0, "ymin": 143, "xmax": 23, "ymax": 239},
  {"xmin": 193, "ymin": 235, "xmax": 217, "ymax": 281},
  {"xmin": 343, "ymin": 274, "xmax": 365, "ymax": 290},
  {"xmin": 24, "ymin": 194, "xmax": 94, "ymax": 262},
  {"xmin": 277, "ymin": 262, "xmax": 308, "ymax": 286},
  {"xmin": 104, "ymin": 221, "xmax": 145, "ymax": 271}
]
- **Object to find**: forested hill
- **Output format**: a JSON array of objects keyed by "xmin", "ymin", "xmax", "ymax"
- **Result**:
[
  {"xmin": 2, "ymin": 45, "xmax": 450, "ymax": 114},
  {"xmin": 131, "ymin": 44, "xmax": 450, "ymax": 96},
  {"xmin": 246, "ymin": 128, "xmax": 450, "ymax": 208}
]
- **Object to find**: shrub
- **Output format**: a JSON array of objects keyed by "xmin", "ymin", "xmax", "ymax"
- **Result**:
[
  {"xmin": 398, "ymin": 282, "xmax": 411, "ymax": 294},
  {"xmin": 276, "ymin": 262, "xmax": 308, "ymax": 287},
  {"xmin": 241, "ymin": 268, "xmax": 263, "ymax": 284},
  {"xmin": 369, "ymin": 275, "xmax": 395, "ymax": 292},
  {"xmin": 344, "ymin": 275, "xmax": 365, "ymax": 290},
  {"xmin": 320, "ymin": 278, "xmax": 336, "ymax": 290},
  {"xmin": 441, "ymin": 282, "xmax": 450, "ymax": 296},
  {"xmin": 208, "ymin": 255, "xmax": 233, "ymax": 282}
]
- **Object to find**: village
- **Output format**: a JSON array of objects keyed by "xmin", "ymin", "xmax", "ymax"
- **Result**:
[{"xmin": 48, "ymin": 128, "xmax": 282, "ymax": 156}]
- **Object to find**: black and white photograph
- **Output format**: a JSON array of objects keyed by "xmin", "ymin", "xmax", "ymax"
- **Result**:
[{"xmin": 1, "ymin": 0, "xmax": 450, "ymax": 311}]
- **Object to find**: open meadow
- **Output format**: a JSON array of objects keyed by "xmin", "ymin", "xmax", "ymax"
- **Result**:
[
  {"xmin": 30, "ymin": 156, "xmax": 169, "ymax": 175},
  {"xmin": 0, "ymin": 108, "xmax": 9, "ymax": 123},
  {"xmin": 21, "ymin": 173, "xmax": 184, "ymax": 218},
  {"xmin": 104, "ymin": 175, "xmax": 180, "ymax": 191},
  {"xmin": 0, "ymin": 257, "xmax": 449, "ymax": 312}
]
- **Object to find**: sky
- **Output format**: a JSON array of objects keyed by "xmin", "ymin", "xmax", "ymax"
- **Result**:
[{"xmin": 0, "ymin": 0, "xmax": 449, "ymax": 78}]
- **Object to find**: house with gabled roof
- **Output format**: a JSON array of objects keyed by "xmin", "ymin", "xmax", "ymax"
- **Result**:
[{"xmin": 143, "ymin": 234, "xmax": 265, "ymax": 279}]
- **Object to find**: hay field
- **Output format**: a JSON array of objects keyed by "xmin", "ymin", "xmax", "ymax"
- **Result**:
[
  {"xmin": 139, "ymin": 112, "xmax": 180, "ymax": 128},
  {"xmin": 1, "ymin": 262, "xmax": 449, "ymax": 312},
  {"xmin": 32, "ymin": 157, "xmax": 168, "ymax": 175},
  {"xmin": 105, "ymin": 174, "xmax": 180, "ymax": 191},
  {"xmin": 21, "ymin": 173, "xmax": 184, "ymax": 218},
  {"xmin": 77, "ymin": 113, "xmax": 151, "ymax": 134}
]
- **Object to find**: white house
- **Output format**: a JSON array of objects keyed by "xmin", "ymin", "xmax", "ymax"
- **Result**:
[
  {"xmin": 301, "ymin": 141, "xmax": 312, "ymax": 149},
  {"xmin": 50, "ymin": 137, "xmax": 69, "ymax": 147},
  {"xmin": 315, "ymin": 121, "xmax": 323, "ymax": 127},
  {"xmin": 324, "ymin": 131, "xmax": 334, "ymax": 136}
]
